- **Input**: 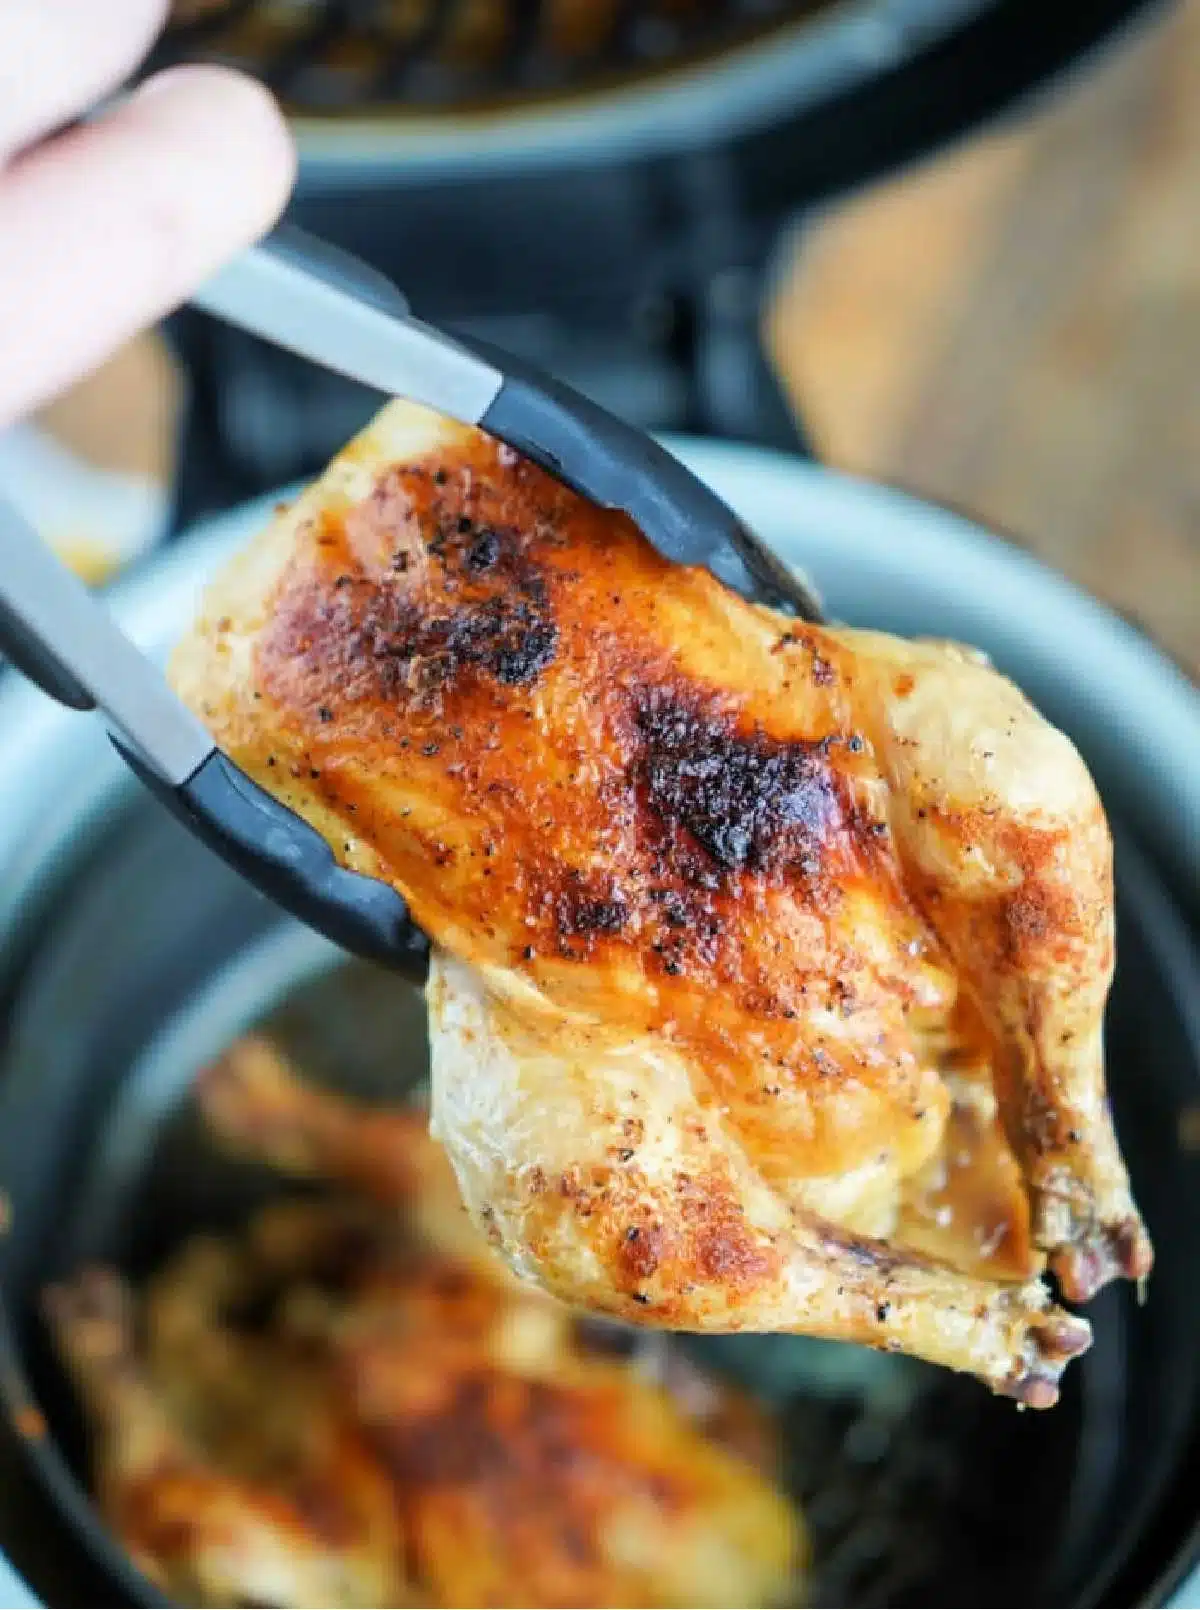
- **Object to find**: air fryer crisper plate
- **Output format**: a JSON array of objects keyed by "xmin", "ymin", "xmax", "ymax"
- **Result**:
[{"xmin": 0, "ymin": 442, "xmax": 1196, "ymax": 1607}]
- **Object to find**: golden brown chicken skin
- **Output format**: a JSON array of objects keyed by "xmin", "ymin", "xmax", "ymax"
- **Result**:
[
  {"xmin": 196, "ymin": 433, "xmax": 953, "ymax": 1187},
  {"xmin": 170, "ymin": 400, "xmax": 1150, "ymax": 1405}
]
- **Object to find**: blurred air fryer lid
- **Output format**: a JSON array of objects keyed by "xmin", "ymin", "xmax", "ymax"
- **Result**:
[{"xmin": 151, "ymin": 1, "xmax": 1165, "ymax": 186}]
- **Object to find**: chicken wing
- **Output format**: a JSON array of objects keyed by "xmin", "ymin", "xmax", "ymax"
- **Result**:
[
  {"xmin": 169, "ymin": 398, "xmax": 1150, "ymax": 1403},
  {"xmin": 203, "ymin": 1018, "xmax": 1065, "ymax": 1402}
]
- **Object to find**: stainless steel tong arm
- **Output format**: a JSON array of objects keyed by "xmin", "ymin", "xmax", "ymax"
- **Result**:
[
  {"xmin": 0, "ymin": 498, "xmax": 215, "ymax": 787},
  {"xmin": 192, "ymin": 224, "xmax": 504, "ymax": 426}
]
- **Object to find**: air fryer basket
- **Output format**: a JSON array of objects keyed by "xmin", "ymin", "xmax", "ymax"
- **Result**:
[
  {"xmin": 0, "ymin": 457, "xmax": 1197, "ymax": 1607},
  {"xmin": 0, "ymin": 777, "xmax": 1197, "ymax": 1607}
]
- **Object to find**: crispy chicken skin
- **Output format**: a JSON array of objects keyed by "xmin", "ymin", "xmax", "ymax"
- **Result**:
[
  {"xmin": 47, "ymin": 1042, "xmax": 802, "ymax": 1610},
  {"xmin": 169, "ymin": 399, "xmax": 1150, "ymax": 1403}
]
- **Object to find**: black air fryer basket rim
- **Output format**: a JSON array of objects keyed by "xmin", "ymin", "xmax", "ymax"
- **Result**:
[
  {"xmin": 145, "ymin": 0, "xmax": 1168, "ymax": 185},
  {"xmin": 142, "ymin": 0, "xmax": 1159, "ymax": 160}
]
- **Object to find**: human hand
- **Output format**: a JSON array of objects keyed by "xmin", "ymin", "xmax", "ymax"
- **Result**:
[{"xmin": 0, "ymin": 0, "xmax": 295, "ymax": 430}]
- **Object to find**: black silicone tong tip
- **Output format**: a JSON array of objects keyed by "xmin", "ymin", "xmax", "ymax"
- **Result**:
[
  {"xmin": 471, "ymin": 341, "xmax": 826, "ymax": 624},
  {"xmin": 114, "ymin": 742, "xmax": 432, "ymax": 982}
]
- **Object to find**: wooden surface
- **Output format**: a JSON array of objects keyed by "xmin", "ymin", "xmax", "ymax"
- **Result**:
[{"xmin": 771, "ymin": 0, "xmax": 1199, "ymax": 676}]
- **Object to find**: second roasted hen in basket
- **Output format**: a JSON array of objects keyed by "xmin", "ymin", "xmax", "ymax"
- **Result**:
[
  {"xmin": 169, "ymin": 399, "xmax": 1151, "ymax": 1405},
  {"xmin": 47, "ymin": 1039, "xmax": 802, "ymax": 1609}
]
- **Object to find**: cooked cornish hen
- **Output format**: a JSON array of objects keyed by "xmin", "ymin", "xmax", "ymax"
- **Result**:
[
  {"xmin": 46, "ymin": 1041, "xmax": 801, "ymax": 1610},
  {"xmin": 169, "ymin": 399, "xmax": 1151, "ymax": 1405}
]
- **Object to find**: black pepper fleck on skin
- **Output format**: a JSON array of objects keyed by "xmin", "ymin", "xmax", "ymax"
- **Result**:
[
  {"xmin": 555, "ymin": 892, "xmax": 629, "ymax": 938},
  {"xmin": 318, "ymin": 706, "xmax": 333, "ymax": 722},
  {"xmin": 359, "ymin": 593, "xmax": 557, "ymax": 691},
  {"xmin": 465, "ymin": 529, "xmax": 501, "ymax": 573},
  {"xmin": 649, "ymin": 887, "xmax": 689, "ymax": 928}
]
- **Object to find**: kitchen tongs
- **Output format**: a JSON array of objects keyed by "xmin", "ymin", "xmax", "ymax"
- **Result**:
[{"xmin": 0, "ymin": 223, "xmax": 823, "ymax": 981}]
